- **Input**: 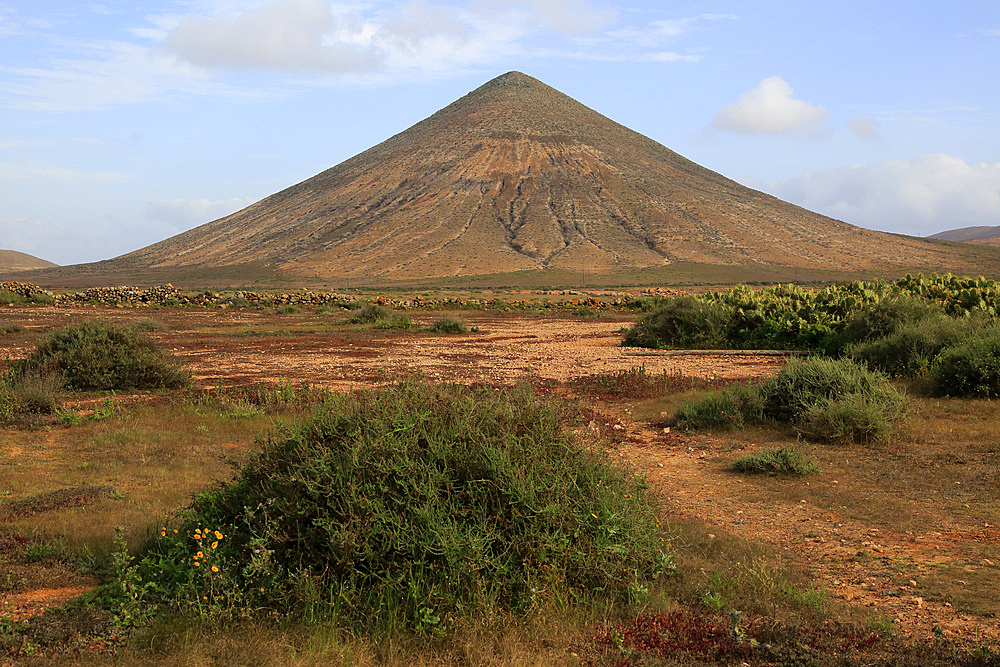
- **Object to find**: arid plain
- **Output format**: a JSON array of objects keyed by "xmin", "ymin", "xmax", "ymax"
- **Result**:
[{"xmin": 2, "ymin": 296, "xmax": 997, "ymax": 664}]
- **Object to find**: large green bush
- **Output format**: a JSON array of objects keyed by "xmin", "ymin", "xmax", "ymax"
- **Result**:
[
  {"xmin": 19, "ymin": 319, "xmax": 189, "ymax": 391},
  {"xmin": 757, "ymin": 357, "xmax": 897, "ymax": 423},
  {"xmin": 138, "ymin": 382, "xmax": 672, "ymax": 626},
  {"xmin": 848, "ymin": 317, "xmax": 974, "ymax": 377},
  {"xmin": 673, "ymin": 358, "xmax": 906, "ymax": 443},
  {"xmin": 929, "ymin": 335, "xmax": 1000, "ymax": 398},
  {"xmin": 622, "ymin": 296, "xmax": 728, "ymax": 349},
  {"xmin": 840, "ymin": 295, "xmax": 944, "ymax": 345}
]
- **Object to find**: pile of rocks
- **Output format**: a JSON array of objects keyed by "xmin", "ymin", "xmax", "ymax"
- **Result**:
[
  {"xmin": 58, "ymin": 285, "xmax": 183, "ymax": 304},
  {"xmin": 0, "ymin": 281, "xmax": 52, "ymax": 298}
]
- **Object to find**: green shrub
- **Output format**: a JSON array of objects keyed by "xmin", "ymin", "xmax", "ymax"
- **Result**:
[
  {"xmin": 929, "ymin": 335, "xmax": 1000, "ymax": 397},
  {"xmin": 374, "ymin": 314, "xmax": 411, "ymax": 330},
  {"xmin": 27, "ymin": 293, "xmax": 55, "ymax": 306},
  {"xmin": 19, "ymin": 319, "xmax": 189, "ymax": 391},
  {"xmin": 0, "ymin": 370, "xmax": 62, "ymax": 421},
  {"xmin": 131, "ymin": 319, "xmax": 165, "ymax": 332},
  {"xmin": 758, "ymin": 357, "xmax": 895, "ymax": 423},
  {"xmin": 622, "ymin": 296, "xmax": 670, "ymax": 312},
  {"xmin": 10, "ymin": 371, "xmax": 63, "ymax": 414},
  {"xmin": 798, "ymin": 392, "xmax": 906, "ymax": 443},
  {"xmin": 275, "ymin": 304, "xmax": 302, "ymax": 315},
  {"xmin": 426, "ymin": 317, "xmax": 467, "ymax": 334},
  {"xmin": 732, "ymin": 446, "xmax": 819, "ymax": 475},
  {"xmin": 0, "ymin": 321, "xmax": 25, "ymax": 335},
  {"xmin": 349, "ymin": 304, "xmax": 394, "ymax": 324},
  {"xmin": 673, "ymin": 358, "xmax": 906, "ymax": 442},
  {"xmin": 138, "ymin": 382, "xmax": 673, "ymax": 626},
  {"xmin": 623, "ymin": 296, "xmax": 729, "ymax": 349},
  {"xmin": 0, "ymin": 290, "xmax": 24, "ymax": 305},
  {"xmin": 349, "ymin": 304, "xmax": 411, "ymax": 329},
  {"xmin": 841, "ymin": 295, "xmax": 943, "ymax": 345},
  {"xmin": 673, "ymin": 383, "xmax": 764, "ymax": 429},
  {"xmin": 849, "ymin": 317, "xmax": 972, "ymax": 377}
]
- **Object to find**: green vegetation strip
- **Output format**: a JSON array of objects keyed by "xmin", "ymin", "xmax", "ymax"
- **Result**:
[{"xmin": 625, "ymin": 273, "xmax": 1000, "ymax": 398}]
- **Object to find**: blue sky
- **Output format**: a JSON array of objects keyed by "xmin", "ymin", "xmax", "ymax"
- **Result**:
[{"xmin": 1, "ymin": 0, "xmax": 998, "ymax": 265}]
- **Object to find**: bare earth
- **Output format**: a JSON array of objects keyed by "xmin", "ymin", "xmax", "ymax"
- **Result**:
[{"xmin": 1, "ymin": 306, "xmax": 997, "ymax": 648}]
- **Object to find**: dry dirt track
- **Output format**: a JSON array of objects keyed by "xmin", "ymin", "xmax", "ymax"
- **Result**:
[{"xmin": 1, "ymin": 306, "xmax": 997, "ymax": 648}]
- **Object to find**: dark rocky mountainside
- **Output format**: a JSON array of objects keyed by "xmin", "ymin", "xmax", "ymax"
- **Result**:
[
  {"xmin": 110, "ymin": 72, "xmax": 988, "ymax": 279},
  {"xmin": 930, "ymin": 226, "xmax": 1000, "ymax": 245}
]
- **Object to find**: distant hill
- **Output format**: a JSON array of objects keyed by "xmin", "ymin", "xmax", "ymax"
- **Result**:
[
  {"xmin": 0, "ymin": 249, "xmax": 57, "ymax": 272},
  {"xmin": 929, "ymin": 226, "xmax": 1000, "ymax": 245},
  {"xmin": 35, "ymin": 72, "xmax": 1000, "ymax": 282}
]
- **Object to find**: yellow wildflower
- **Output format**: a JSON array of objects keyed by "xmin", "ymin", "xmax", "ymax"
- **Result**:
[
  {"xmin": 211, "ymin": 566, "xmax": 219, "ymax": 573},
  {"xmin": 194, "ymin": 561, "xmax": 201, "ymax": 567},
  {"xmin": 197, "ymin": 551, "xmax": 204, "ymax": 559},
  {"xmin": 211, "ymin": 541, "xmax": 218, "ymax": 550},
  {"xmin": 214, "ymin": 531, "xmax": 223, "ymax": 540}
]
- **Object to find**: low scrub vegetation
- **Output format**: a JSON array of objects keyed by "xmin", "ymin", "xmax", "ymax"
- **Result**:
[
  {"xmin": 0, "ymin": 370, "xmax": 62, "ymax": 422},
  {"xmin": 134, "ymin": 382, "xmax": 673, "ymax": 630},
  {"xmin": 674, "ymin": 358, "xmax": 906, "ymax": 443},
  {"xmin": 349, "ymin": 304, "xmax": 411, "ymax": 330},
  {"xmin": 0, "ymin": 320, "xmax": 25, "ymax": 335},
  {"xmin": 426, "ymin": 317, "xmax": 467, "ymax": 334},
  {"xmin": 731, "ymin": 445, "xmax": 820, "ymax": 476},
  {"xmin": 17, "ymin": 318, "xmax": 189, "ymax": 391}
]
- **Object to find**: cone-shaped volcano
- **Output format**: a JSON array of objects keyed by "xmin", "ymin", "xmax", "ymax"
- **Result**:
[{"xmin": 116, "ymin": 72, "xmax": 983, "ymax": 279}]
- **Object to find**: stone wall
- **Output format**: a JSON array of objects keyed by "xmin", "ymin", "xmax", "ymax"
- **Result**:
[{"xmin": 0, "ymin": 281, "xmax": 666, "ymax": 311}]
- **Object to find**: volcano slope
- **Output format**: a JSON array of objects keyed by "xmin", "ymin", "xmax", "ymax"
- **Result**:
[{"xmin": 103, "ymin": 72, "xmax": 994, "ymax": 282}]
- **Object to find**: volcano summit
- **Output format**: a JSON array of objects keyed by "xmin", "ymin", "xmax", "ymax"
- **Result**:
[{"xmin": 115, "ymin": 72, "xmax": 983, "ymax": 280}]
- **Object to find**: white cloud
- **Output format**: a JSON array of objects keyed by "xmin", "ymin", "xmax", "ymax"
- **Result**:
[
  {"xmin": 164, "ymin": 0, "xmax": 617, "ymax": 74},
  {"xmin": 0, "ymin": 160, "xmax": 132, "ymax": 183},
  {"xmin": 166, "ymin": 0, "xmax": 384, "ymax": 72},
  {"xmin": 0, "ymin": 40, "xmax": 222, "ymax": 111},
  {"xmin": 0, "ymin": 2, "xmax": 718, "ymax": 110},
  {"xmin": 712, "ymin": 76, "xmax": 828, "ymax": 136},
  {"xmin": 765, "ymin": 154, "xmax": 1000, "ymax": 237},
  {"xmin": 486, "ymin": 0, "xmax": 616, "ymax": 35},
  {"xmin": 146, "ymin": 197, "xmax": 255, "ymax": 233},
  {"xmin": 607, "ymin": 13, "xmax": 736, "ymax": 48},
  {"xmin": 847, "ymin": 117, "xmax": 881, "ymax": 140},
  {"xmin": 639, "ymin": 51, "xmax": 699, "ymax": 63}
]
